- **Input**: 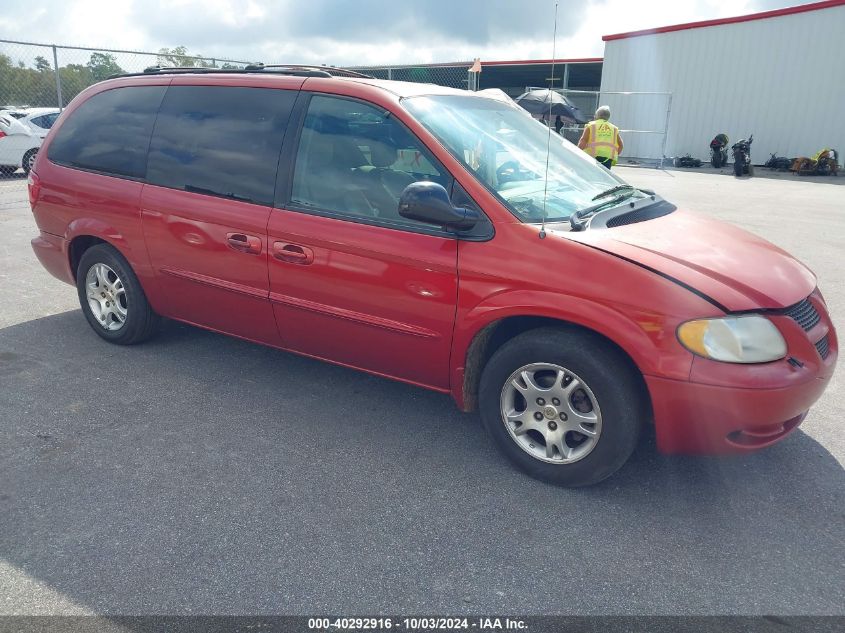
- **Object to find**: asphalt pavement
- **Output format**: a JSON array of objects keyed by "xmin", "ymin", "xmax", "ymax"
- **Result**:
[{"xmin": 0, "ymin": 168, "xmax": 842, "ymax": 615}]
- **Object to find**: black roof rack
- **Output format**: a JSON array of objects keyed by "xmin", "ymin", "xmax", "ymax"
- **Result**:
[
  {"xmin": 243, "ymin": 63, "xmax": 373, "ymax": 78},
  {"xmin": 108, "ymin": 64, "xmax": 373, "ymax": 80}
]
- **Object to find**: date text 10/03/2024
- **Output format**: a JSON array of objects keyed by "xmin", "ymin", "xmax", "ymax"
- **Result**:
[{"xmin": 308, "ymin": 617, "xmax": 528, "ymax": 630}]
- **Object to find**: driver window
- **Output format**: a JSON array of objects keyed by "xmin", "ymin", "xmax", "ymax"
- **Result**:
[{"xmin": 291, "ymin": 95, "xmax": 451, "ymax": 227}]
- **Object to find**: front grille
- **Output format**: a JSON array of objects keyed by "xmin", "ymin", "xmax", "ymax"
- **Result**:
[
  {"xmin": 815, "ymin": 335, "xmax": 830, "ymax": 360},
  {"xmin": 782, "ymin": 298, "xmax": 820, "ymax": 331}
]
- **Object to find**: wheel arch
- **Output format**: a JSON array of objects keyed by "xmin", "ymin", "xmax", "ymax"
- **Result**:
[
  {"xmin": 452, "ymin": 300, "xmax": 667, "ymax": 415},
  {"xmin": 65, "ymin": 219, "xmax": 133, "ymax": 280}
]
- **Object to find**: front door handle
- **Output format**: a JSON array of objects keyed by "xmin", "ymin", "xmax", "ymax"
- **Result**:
[
  {"xmin": 226, "ymin": 233, "xmax": 262, "ymax": 255},
  {"xmin": 273, "ymin": 242, "xmax": 314, "ymax": 265}
]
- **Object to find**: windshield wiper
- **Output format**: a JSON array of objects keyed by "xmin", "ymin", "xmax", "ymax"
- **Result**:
[
  {"xmin": 569, "ymin": 195, "xmax": 630, "ymax": 231},
  {"xmin": 591, "ymin": 184, "xmax": 654, "ymax": 201},
  {"xmin": 571, "ymin": 187, "xmax": 659, "ymax": 231}
]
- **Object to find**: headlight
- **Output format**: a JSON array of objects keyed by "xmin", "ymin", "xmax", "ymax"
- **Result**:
[{"xmin": 677, "ymin": 315, "xmax": 787, "ymax": 363}]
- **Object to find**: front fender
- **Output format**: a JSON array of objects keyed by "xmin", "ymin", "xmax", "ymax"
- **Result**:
[{"xmin": 450, "ymin": 289, "xmax": 695, "ymax": 410}]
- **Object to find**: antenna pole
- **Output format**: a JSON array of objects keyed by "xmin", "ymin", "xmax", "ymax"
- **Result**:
[{"xmin": 539, "ymin": 1, "xmax": 559, "ymax": 239}]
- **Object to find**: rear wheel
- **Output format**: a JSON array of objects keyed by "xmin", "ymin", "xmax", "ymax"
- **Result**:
[
  {"xmin": 76, "ymin": 244, "xmax": 160, "ymax": 345},
  {"xmin": 22, "ymin": 148, "xmax": 38, "ymax": 175},
  {"xmin": 734, "ymin": 156, "xmax": 744, "ymax": 177},
  {"xmin": 479, "ymin": 328, "xmax": 646, "ymax": 487}
]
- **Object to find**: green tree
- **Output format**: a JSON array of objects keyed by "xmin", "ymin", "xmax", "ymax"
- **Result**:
[
  {"xmin": 156, "ymin": 46, "xmax": 206, "ymax": 68},
  {"xmin": 86, "ymin": 52, "xmax": 124, "ymax": 81},
  {"xmin": 34, "ymin": 56, "xmax": 52, "ymax": 72},
  {"xmin": 60, "ymin": 64, "xmax": 95, "ymax": 103}
]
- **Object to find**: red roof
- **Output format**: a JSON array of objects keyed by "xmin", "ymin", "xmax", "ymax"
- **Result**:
[{"xmin": 603, "ymin": 0, "xmax": 845, "ymax": 41}]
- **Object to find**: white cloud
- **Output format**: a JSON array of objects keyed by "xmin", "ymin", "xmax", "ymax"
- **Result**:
[{"xmin": 0, "ymin": 0, "xmax": 791, "ymax": 65}]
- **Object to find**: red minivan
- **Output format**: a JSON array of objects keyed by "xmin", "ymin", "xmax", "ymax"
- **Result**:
[{"xmin": 29, "ymin": 66, "xmax": 837, "ymax": 486}]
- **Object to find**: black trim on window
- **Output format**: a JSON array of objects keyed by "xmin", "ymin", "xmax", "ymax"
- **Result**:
[
  {"xmin": 273, "ymin": 91, "xmax": 494, "ymax": 242},
  {"xmin": 274, "ymin": 91, "xmax": 312, "ymax": 211}
]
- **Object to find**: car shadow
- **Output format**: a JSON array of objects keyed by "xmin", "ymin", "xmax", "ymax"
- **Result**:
[{"xmin": 1, "ymin": 311, "xmax": 843, "ymax": 615}]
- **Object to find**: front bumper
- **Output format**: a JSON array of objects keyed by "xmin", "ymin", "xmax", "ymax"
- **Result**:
[
  {"xmin": 649, "ymin": 291, "xmax": 837, "ymax": 454},
  {"xmin": 646, "ymin": 370, "xmax": 832, "ymax": 453}
]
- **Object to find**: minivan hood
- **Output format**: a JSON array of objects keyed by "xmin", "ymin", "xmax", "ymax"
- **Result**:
[{"xmin": 565, "ymin": 210, "xmax": 816, "ymax": 312}]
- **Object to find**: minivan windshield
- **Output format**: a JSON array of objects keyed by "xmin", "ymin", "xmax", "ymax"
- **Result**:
[{"xmin": 403, "ymin": 94, "xmax": 647, "ymax": 224}]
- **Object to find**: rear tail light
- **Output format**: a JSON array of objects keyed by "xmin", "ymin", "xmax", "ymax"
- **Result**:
[
  {"xmin": 0, "ymin": 130, "xmax": 7, "ymax": 139},
  {"xmin": 27, "ymin": 170, "xmax": 41, "ymax": 207}
]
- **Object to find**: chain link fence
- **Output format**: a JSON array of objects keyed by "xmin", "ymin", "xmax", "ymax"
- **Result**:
[
  {"xmin": 346, "ymin": 62, "xmax": 475, "ymax": 90},
  {"xmin": 0, "ymin": 40, "xmax": 476, "ymax": 113},
  {"xmin": 526, "ymin": 87, "xmax": 673, "ymax": 165},
  {"xmin": 0, "ymin": 39, "xmax": 252, "ymax": 110}
]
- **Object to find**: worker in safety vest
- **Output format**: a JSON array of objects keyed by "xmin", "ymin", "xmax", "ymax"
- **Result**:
[{"xmin": 578, "ymin": 105, "xmax": 623, "ymax": 169}]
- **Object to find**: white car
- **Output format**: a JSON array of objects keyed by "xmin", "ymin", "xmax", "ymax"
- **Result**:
[
  {"xmin": 11, "ymin": 108, "xmax": 62, "ymax": 139},
  {"xmin": 0, "ymin": 113, "xmax": 42, "ymax": 176}
]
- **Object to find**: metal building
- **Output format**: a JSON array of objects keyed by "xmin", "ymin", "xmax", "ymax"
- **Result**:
[{"xmin": 599, "ymin": 0, "xmax": 845, "ymax": 163}]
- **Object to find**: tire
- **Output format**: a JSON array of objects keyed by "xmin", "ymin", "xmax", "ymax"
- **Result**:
[
  {"xmin": 76, "ymin": 243, "xmax": 160, "ymax": 345},
  {"xmin": 734, "ymin": 157, "xmax": 744, "ymax": 177},
  {"xmin": 22, "ymin": 148, "xmax": 38, "ymax": 175},
  {"xmin": 747, "ymin": 164, "xmax": 754, "ymax": 177},
  {"xmin": 478, "ymin": 327, "xmax": 646, "ymax": 487},
  {"xmin": 711, "ymin": 151, "xmax": 721, "ymax": 168}
]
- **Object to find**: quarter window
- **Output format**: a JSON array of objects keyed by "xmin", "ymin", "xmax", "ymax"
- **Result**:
[
  {"xmin": 48, "ymin": 86, "xmax": 165, "ymax": 178},
  {"xmin": 146, "ymin": 86, "xmax": 296, "ymax": 206},
  {"xmin": 290, "ymin": 95, "xmax": 450, "ymax": 226}
]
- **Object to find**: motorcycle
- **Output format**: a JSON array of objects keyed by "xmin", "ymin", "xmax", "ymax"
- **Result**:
[
  {"xmin": 709, "ymin": 133, "xmax": 729, "ymax": 168},
  {"xmin": 732, "ymin": 134, "xmax": 753, "ymax": 177},
  {"xmin": 765, "ymin": 153, "xmax": 793, "ymax": 171},
  {"xmin": 673, "ymin": 154, "xmax": 702, "ymax": 168}
]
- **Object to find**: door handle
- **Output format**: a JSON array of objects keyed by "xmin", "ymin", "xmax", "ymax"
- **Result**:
[
  {"xmin": 273, "ymin": 242, "xmax": 314, "ymax": 264},
  {"xmin": 226, "ymin": 233, "xmax": 262, "ymax": 255}
]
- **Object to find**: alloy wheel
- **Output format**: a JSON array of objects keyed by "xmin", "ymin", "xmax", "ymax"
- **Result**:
[
  {"xmin": 85, "ymin": 262, "xmax": 128, "ymax": 331},
  {"xmin": 499, "ymin": 362, "xmax": 602, "ymax": 464}
]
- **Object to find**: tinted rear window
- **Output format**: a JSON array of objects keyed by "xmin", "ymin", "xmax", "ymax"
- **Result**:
[
  {"xmin": 48, "ymin": 86, "xmax": 165, "ymax": 178},
  {"xmin": 146, "ymin": 86, "xmax": 296, "ymax": 206},
  {"xmin": 32, "ymin": 113, "xmax": 59, "ymax": 129}
]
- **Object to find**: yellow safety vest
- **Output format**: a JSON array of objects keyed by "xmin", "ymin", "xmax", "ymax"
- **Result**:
[{"xmin": 584, "ymin": 119, "xmax": 620, "ymax": 163}]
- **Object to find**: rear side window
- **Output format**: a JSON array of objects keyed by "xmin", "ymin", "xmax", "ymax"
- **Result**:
[
  {"xmin": 48, "ymin": 86, "xmax": 165, "ymax": 178},
  {"xmin": 146, "ymin": 86, "xmax": 295, "ymax": 206},
  {"xmin": 32, "ymin": 113, "xmax": 59, "ymax": 129}
]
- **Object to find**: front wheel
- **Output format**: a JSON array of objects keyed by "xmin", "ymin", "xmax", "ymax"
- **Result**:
[
  {"xmin": 76, "ymin": 244, "xmax": 160, "ymax": 345},
  {"xmin": 734, "ymin": 157, "xmax": 744, "ymax": 177},
  {"xmin": 478, "ymin": 328, "xmax": 646, "ymax": 487}
]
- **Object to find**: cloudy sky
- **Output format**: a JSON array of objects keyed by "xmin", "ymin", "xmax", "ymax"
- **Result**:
[{"xmin": 1, "ymin": 0, "xmax": 810, "ymax": 66}]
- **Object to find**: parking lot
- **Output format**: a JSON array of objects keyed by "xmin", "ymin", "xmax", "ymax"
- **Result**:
[{"xmin": 0, "ymin": 168, "xmax": 842, "ymax": 615}]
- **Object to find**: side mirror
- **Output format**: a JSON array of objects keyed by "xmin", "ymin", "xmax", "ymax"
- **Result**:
[{"xmin": 398, "ymin": 181, "xmax": 479, "ymax": 231}]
